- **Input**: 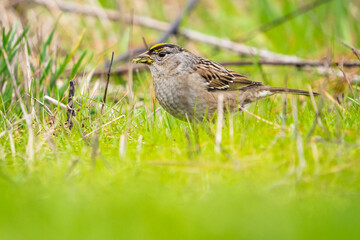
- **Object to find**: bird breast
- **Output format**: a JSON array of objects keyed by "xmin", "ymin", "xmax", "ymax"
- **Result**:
[{"xmin": 152, "ymin": 72, "xmax": 211, "ymax": 120}]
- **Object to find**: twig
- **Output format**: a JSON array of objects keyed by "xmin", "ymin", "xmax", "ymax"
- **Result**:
[
  {"xmin": 91, "ymin": 59, "xmax": 360, "ymax": 78},
  {"xmin": 180, "ymin": 29, "xmax": 303, "ymax": 62},
  {"xmin": 339, "ymin": 40, "xmax": 360, "ymax": 62},
  {"xmin": 27, "ymin": 0, "xmax": 358, "ymax": 68},
  {"xmin": 66, "ymin": 80, "xmax": 75, "ymax": 130},
  {"xmin": 28, "ymin": 0, "xmax": 298, "ymax": 62},
  {"xmin": 93, "ymin": 60, "xmax": 360, "ymax": 81},
  {"xmin": 28, "ymin": 0, "xmax": 360, "ymax": 81},
  {"xmin": 158, "ymin": 0, "xmax": 198, "ymax": 42},
  {"xmin": 27, "ymin": 0, "xmax": 298, "ymax": 61},
  {"xmin": 44, "ymin": 95, "xmax": 67, "ymax": 109},
  {"xmin": 110, "ymin": 0, "xmax": 199, "ymax": 64},
  {"xmin": 101, "ymin": 51, "xmax": 114, "ymax": 113},
  {"xmin": 238, "ymin": 0, "xmax": 332, "ymax": 42},
  {"xmin": 25, "ymin": 0, "xmax": 170, "ymax": 30},
  {"xmin": 220, "ymin": 60, "xmax": 360, "ymax": 68}
]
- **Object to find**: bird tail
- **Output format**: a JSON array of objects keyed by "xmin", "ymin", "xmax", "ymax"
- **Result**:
[{"xmin": 261, "ymin": 86, "xmax": 320, "ymax": 97}]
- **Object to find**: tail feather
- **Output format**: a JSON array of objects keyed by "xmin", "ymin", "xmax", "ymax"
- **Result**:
[{"xmin": 264, "ymin": 86, "xmax": 320, "ymax": 96}]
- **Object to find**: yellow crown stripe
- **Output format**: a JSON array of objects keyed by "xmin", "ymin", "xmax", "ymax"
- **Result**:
[{"xmin": 150, "ymin": 43, "xmax": 167, "ymax": 50}]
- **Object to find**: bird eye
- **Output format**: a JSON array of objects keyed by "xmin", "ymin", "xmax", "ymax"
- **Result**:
[{"xmin": 158, "ymin": 51, "xmax": 166, "ymax": 57}]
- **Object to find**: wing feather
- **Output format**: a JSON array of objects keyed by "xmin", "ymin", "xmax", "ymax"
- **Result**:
[{"xmin": 195, "ymin": 57, "xmax": 262, "ymax": 91}]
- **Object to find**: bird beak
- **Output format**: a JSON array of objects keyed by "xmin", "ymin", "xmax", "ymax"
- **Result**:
[{"xmin": 133, "ymin": 51, "xmax": 154, "ymax": 64}]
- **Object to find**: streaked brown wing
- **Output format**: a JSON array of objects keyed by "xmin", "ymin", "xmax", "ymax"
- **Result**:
[{"xmin": 195, "ymin": 57, "xmax": 262, "ymax": 90}]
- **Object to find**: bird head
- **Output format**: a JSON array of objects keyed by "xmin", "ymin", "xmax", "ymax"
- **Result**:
[{"xmin": 133, "ymin": 43, "xmax": 194, "ymax": 76}]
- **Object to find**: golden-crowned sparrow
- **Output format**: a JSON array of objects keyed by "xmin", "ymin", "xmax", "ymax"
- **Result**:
[{"xmin": 134, "ymin": 43, "xmax": 319, "ymax": 120}]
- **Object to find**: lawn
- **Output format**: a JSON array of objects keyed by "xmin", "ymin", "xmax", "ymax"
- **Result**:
[{"xmin": 0, "ymin": 0, "xmax": 360, "ymax": 239}]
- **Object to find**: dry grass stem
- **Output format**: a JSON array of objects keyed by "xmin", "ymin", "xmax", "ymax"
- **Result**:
[
  {"xmin": 291, "ymin": 97, "xmax": 306, "ymax": 177},
  {"xmin": 136, "ymin": 135, "xmax": 143, "ymax": 153},
  {"xmin": 323, "ymin": 90, "xmax": 345, "ymax": 111},
  {"xmin": 84, "ymin": 115, "xmax": 125, "ymax": 138},
  {"xmin": 101, "ymin": 51, "xmax": 114, "ymax": 113},
  {"xmin": 127, "ymin": 11, "xmax": 134, "ymax": 101},
  {"xmin": 215, "ymin": 94, "xmax": 224, "ymax": 153},
  {"xmin": 0, "ymin": 117, "xmax": 26, "ymax": 139},
  {"xmin": 339, "ymin": 40, "xmax": 360, "ymax": 62},
  {"xmin": 119, "ymin": 134, "xmax": 126, "ymax": 158},
  {"xmin": 238, "ymin": 106, "xmax": 284, "ymax": 130},
  {"xmin": 2, "ymin": 49, "xmax": 34, "ymax": 166},
  {"xmin": 26, "ymin": 94, "xmax": 53, "ymax": 116},
  {"xmin": 338, "ymin": 59, "xmax": 355, "ymax": 99},
  {"xmin": 0, "ymin": 111, "xmax": 16, "ymax": 157}
]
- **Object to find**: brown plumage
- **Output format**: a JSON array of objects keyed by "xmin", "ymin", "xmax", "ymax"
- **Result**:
[{"xmin": 134, "ymin": 43, "xmax": 319, "ymax": 120}]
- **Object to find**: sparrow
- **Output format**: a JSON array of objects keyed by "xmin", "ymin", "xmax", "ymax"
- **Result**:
[{"xmin": 134, "ymin": 43, "xmax": 318, "ymax": 120}]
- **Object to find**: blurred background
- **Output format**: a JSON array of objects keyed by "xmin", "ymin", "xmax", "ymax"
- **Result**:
[
  {"xmin": 2, "ymin": 0, "xmax": 359, "ymax": 97},
  {"xmin": 1, "ymin": 0, "xmax": 359, "ymax": 104}
]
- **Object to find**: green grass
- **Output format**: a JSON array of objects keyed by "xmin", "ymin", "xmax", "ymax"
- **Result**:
[{"xmin": 1, "ymin": 0, "xmax": 360, "ymax": 239}]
